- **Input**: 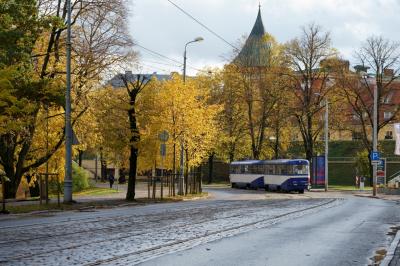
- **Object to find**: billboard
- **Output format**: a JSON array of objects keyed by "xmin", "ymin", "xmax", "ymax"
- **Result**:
[
  {"xmin": 395, "ymin": 123, "xmax": 400, "ymax": 155},
  {"xmin": 312, "ymin": 156, "xmax": 325, "ymax": 188}
]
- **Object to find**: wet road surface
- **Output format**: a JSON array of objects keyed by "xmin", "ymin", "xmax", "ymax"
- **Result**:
[
  {"xmin": 0, "ymin": 188, "xmax": 398, "ymax": 265},
  {"xmin": 142, "ymin": 195, "xmax": 400, "ymax": 266}
]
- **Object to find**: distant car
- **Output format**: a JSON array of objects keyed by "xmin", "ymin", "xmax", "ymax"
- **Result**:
[{"xmin": 229, "ymin": 159, "xmax": 310, "ymax": 193}]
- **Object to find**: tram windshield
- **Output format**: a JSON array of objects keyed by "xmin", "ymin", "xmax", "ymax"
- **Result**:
[{"xmin": 293, "ymin": 164, "xmax": 309, "ymax": 175}]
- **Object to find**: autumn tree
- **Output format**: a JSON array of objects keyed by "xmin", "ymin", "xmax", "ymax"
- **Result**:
[
  {"xmin": 154, "ymin": 74, "xmax": 219, "ymax": 192},
  {"xmin": 231, "ymin": 32, "xmax": 289, "ymax": 160},
  {"xmin": 218, "ymin": 64, "xmax": 249, "ymax": 162},
  {"xmin": 338, "ymin": 36, "xmax": 400, "ymax": 181},
  {"xmin": 0, "ymin": 0, "xmax": 64, "ymax": 198},
  {"xmin": 0, "ymin": 0, "xmax": 134, "ymax": 198},
  {"xmin": 284, "ymin": 23, "xmax": 338, "ymax": 162}
]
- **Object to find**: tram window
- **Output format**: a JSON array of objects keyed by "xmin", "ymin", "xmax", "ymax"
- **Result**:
[
  {"xmin": 248, "ymin": 165, "xmax": 254, "ymax": 173},
  {"xmin": 268, "ymin": 165, "xmax": 274, "ymax": 174},
  {"xmin": 287, "ymin": 166, "xmax": 294, "ymax": 175},
  {"xmin": 275, "ymin": 165, "xmax": 281, "ymax": 175},
  {"xmin": 251, "ymin": 165, "xmax": 258, "ymax": 173},
  {"xmin": 280, "ymin": 165, "xmax": 288, "ymax": 175},
  {"xmin": 276, "ymin": 165, "xmax": 287, "ymax": 175},
  {"xmin": 232, "ymin": 166, "xmax": 240, "ymax": 174},
  {"xmin": 258, "ymin": 165, "xmax": 264, "ymax": 174},
  {"xmin": 262, "ymin": 165, "xmax": 268, "ymax": 174},
  {"xmin": 236, "ymin": 166, "xmax": 241, "ymax": 174}
]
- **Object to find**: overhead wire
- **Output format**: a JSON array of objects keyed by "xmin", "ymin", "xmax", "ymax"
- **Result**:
[
  {"xmin": 166, "ymin": 0, "xmax": 239, "ymax": 52},
  {"xmin": 134, "ymin": 43, "xmax": 182, "ymax": 65},
  {"xmin": 3, "ymin": 0, "xmax": 224, "ymax": 75},
  {"xmin": 134, "ymin": 42, "xmax": 213, "ymax": 74}
]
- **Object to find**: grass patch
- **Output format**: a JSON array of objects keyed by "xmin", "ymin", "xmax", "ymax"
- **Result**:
[
  {"xmin": 203, "ymin": 183, "xmax": 230, "ymax": 187},
  {"xmin": 3, "ymin": 192, "xmax": 208, "ymax": 214},
  {"xmin": 329, "ymin": 185, "xmax": 372, "ymax": 191},
  {"xmin": 73, "ymin": 187, "xmax": 120, "ymax": 197},
  {"xmin": 6, "ymin": 203, "xmax": 79, "ymax": 214}
]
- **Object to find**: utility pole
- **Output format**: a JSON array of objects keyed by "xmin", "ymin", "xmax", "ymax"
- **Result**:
[
  {"xmin": 64, "ymin": 0, "xmax": 73, "ymax": 203},
  {"xmin": 324, "ymin": 99, "xmax": 329, "ymax": 192},
  {"xmin": 372, "ymin": 80, "xmax": 378, "ymax": 196}
]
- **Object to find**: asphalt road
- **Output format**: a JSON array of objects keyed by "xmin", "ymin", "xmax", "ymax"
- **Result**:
[
  {"xmin": 142, "ymin": 194, "xmax": 400, "ymax": 266},
  {"xmin": 0, "ymin": 188, "xmax": 399, "ymax": 265}
]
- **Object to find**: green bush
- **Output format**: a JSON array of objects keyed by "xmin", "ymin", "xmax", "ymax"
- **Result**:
[{"xmin": 72, "ymin": 163, "xmax": 90, "ymax": 192}]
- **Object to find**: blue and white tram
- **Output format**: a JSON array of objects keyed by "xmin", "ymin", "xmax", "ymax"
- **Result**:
[{"xmin": 229, "ymin": 159, "xmax": 310, "ymax": 193}]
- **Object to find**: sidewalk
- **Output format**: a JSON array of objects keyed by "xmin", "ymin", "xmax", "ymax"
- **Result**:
[{"xmin": 0, "ymin": 180, "xmax": 204, "ymax": 219}]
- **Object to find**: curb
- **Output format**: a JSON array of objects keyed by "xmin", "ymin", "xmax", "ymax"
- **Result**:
[{"xmin": 381, "ymin": 229, "xmax": 400, "ymax": 266}]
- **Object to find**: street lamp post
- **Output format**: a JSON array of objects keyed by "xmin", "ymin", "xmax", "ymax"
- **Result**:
[
  {"xmin": 178, "ymin": 37, "xmax": 204, "ymax": 195},
  {"xmin": 64, "ymin": 0, "xmax": 73, "ymax": 203},
  {"xmin": 324, "ymin": 99, "xmax": 329, "ymax": 192},
  {"xmin": 315, "ymin": 93, "xmax": 329, "ymax": 192}
]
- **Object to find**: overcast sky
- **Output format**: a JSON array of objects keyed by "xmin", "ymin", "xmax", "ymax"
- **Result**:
[{"xmin": 128, "ymin": 0, "xmax": 400, "ymax": 75}]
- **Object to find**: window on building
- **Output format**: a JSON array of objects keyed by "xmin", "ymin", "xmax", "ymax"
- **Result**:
[
  {"xmin": 384, "ymin": 112, "xmax": 393, "ymax": 120},
  {"xmin": 385, "ymin": 131, "xmax": 393, "ymax": 140},
  {"xmin": 382, "ymin": 92, "xmax": 393, "ymax": 104}
]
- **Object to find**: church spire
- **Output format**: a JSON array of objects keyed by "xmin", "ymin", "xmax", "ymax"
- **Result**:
[
  {"xmin": 234, "ymin": 5, "xmax": 269, "ymax": 67},
  {"xmin": 249, "ymin": 4, "xmax": 265, "ymax": 37}
]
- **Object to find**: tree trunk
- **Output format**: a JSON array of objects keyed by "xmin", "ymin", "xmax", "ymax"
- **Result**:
[
  {"xmin": 100, "ymin": 148, "xmax": 106, "ymax": 182},
  {"xmin": 208, "ymin": 153, "xmax": 214, "ymax": 184},
  {"xmin": 274, "ymin": 125, "xmax": 280, "ymax": 159},
  {"xmin": 3, "ymin": 164, "xmax": 21, "ymax": 199},
  {"xmin": 4, "ymin": 173, "xmax": 18, "ymax": 199},
  {"xmin": 126, "ymin": 100, "xmax": 139, "ymax": 200},
  {"xmin": 78, "ymin": 149, "xmax": 83, "ymax": 167},
  {"xmin": 126, "ymin": 145, "xmax": 138, "ymax": 201}
]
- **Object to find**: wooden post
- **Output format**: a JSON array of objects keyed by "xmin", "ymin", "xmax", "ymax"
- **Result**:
[
  {"xmin": 57, "ymin": 174, "xmax": 60, "ymax": 207},
  {"xmin": 152, "ymin": 176, "xmax": 156, "ymax": 200},
  {"xmin": 45, "ymin": 174, "xmax": 49, "ymax": 205},
  {"xmin": 160, "ymin": 174, "xmax": 163, "ymax": 200},
  {"xmin": 147, "ymin": 175, "xmax": 150, "ymax": 199},
  {"xmin": 39, "ymin": 174, "xmax": 42, "ymax": 205}
]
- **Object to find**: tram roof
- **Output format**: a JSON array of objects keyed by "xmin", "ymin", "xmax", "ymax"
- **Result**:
[{"xmin": 230, "ymin": 159, "xmax": 309, "ymax": 165}]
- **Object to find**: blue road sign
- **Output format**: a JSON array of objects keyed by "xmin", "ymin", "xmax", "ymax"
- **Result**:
[{"xmin": 371, "ymin": 151, "xmax": 380, "ymax": 161}]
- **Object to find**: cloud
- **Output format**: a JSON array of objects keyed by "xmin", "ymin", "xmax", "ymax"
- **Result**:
[{"xmin": 129, "ymin": 0, "xmax": 400, "ymax": 74}]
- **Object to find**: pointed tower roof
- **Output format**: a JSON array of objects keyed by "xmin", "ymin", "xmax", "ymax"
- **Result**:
[
  {"xmin": 234, "ymin": 6, "xmax": 270, "ymax": 67},
  {"xmin": 249, "ymin": 6, "xmax": 265, "ymax": 37}
]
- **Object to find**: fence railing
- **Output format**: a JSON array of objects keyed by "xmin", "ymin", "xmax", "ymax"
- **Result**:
[{"xmin": 147, "ymin": 171, "xmax": 202, "ymax": 200}]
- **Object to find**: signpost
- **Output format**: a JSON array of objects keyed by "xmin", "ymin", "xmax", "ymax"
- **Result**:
[
  {"xmin": 159, "ymin": 131, "xmax": 169, "ymax": 199},
  {"xmin": 376, "ymin": 158, "xmax": 386, "ymax": 186}
]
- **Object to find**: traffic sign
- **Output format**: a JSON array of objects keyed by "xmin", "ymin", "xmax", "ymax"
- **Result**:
[
  {"xmin": 377, "ymin": 158, "xmax": 386, "ymax": 185},
  {"xmin": 371, "ymin": 151, "xmax": 380, "ymax": 161},
  {"xmin": 159, "ymin": 130, "xmax": 169, "ymax": 142}
]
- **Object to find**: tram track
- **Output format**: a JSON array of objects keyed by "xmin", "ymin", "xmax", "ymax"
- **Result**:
[
  {"xmin": 0, "ymin": 199, "xmax": 296, "ymax": 247},
  {"xmin": 84, "ymin": 198, "xmax": 341, "ymax": 266},
  {"xmin": 0, "ymin": 199, "xmax": 288, "ymax": 246},
  {"xmin": 0, "ymin": 200, "xmax": 302, "ymax": 263},
  {"xmin": 0, "ymin": 198, "xmax": 341, "ymax": 265}
]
